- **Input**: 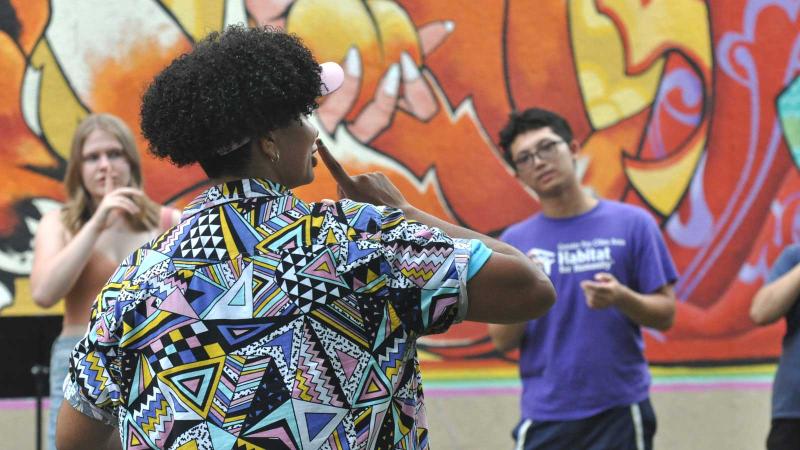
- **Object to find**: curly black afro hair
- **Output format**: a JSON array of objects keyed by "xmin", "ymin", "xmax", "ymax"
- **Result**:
[{"xmin": 140, "ymin": 25, "xmax": 322, "ymax": 167}]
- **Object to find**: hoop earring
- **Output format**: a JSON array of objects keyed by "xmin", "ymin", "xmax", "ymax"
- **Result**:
[{"xmin": 271, "ymin": 152, "xmax": 280, "ymax": 163}]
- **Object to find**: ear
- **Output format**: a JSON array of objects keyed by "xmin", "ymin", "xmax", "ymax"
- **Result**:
[
  {"xmin": 568, "ymin": 139, "xmax": 581, "ymax": 156},
  {"xmin": 256, "ymin": 135, "xmax": 280, "ymax": 161}
]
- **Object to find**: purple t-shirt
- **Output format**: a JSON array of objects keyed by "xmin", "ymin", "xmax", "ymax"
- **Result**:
[{"xmin": 501, "ymin": 200, "xmax": 678, "ymax": 421}]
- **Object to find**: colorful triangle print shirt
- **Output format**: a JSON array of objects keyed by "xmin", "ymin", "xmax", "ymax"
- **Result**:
[{"xmin": 64, "ymin": 178, "xmax": 491, "ymax": 450}]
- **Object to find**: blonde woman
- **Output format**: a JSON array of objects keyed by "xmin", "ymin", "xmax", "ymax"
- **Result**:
[{"xmin": 30, "ymin": 113, "xmax": 179, "ymax": 450}]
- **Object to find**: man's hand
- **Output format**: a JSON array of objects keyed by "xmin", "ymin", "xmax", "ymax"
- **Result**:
[
  {"xmin": 581, "ymin": 272, "xmax": 625, "ymax": 309},
  {"xmin": 582, "ymin": 273, "xmax": 675, "ymax": 329}
]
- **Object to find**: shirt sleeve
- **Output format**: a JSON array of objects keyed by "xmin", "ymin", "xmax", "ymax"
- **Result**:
[
  {"xmin": 376, "ymin": 206, "xmax": 491, "ymax": 335},
  {"xmin": 467, "ymin": 240, "xmax": 492, "ymax": 280},
  {"xmin": 63, "ymin": 250, "xmax": 151, "ymax": 425},
  {"xmin": 768, "ymin": 244, "xmax": 800, "ymax": 283},
  {"xmin": 632, "ymin": 211, "xmax": 679, "ymax": 294}
]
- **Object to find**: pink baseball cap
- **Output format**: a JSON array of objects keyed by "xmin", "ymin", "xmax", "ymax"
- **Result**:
[{"xmin": 319, "ymin": 62, "xmax": 344, "ymax": 96}]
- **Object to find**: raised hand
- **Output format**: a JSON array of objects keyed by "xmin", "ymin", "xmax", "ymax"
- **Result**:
[
  {"xmin": 316, "ymin": 139, "xmax": 409, "ymax": 210},
  {"xmin": 91, "ymin": 175, "xmax": 143, "ymax": 230}
]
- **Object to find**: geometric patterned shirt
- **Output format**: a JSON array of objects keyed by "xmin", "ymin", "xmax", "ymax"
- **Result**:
[{"xmin": 64, "ymin": 178, "xmax": 489, "ymax": 450}]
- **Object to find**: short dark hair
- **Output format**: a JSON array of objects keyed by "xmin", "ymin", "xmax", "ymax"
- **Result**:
[
  {"xmin": 140, "ymin": 25, "xmax": 322, "ymax": 176},
  {"xmin": 498, "ymin": 108, "xmax": 574, "ymax": 168}
]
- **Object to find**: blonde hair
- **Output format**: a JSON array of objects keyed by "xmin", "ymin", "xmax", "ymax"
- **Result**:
[{"xmin": 61, "ymin": 113, "xmax": 160, "ymax": 234}]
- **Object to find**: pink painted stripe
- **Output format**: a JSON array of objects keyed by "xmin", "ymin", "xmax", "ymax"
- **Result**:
[
  {"xmin": 0, "ymin": 398, "xmax": 51, "ymax": 410},
  {"xmin": 425, "ymin": 387, "xmax": 521, "ymax": 398}
]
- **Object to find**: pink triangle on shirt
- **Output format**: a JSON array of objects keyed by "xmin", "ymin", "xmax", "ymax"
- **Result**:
[
  {"xmin": 182, "ymin": 377, "xmax": 200, "ymax": 394},
  {"xmin": 336, "ymin": 349, "xmax": 358, "ymax": 379},
  {"xmin": 432, "ymin": 297, "xmax": 457, "ymax": 323},
  {"xmin": 160, "ymin": 289, "xmax": 200, "ymax": 319}
]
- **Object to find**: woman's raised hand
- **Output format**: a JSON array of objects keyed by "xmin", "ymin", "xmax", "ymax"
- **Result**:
[{"xmin": 91, "ymin": 175, "xmax": 144, "ymax": 230}]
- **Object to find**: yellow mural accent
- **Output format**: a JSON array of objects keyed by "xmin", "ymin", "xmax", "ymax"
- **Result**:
[
  {"xmin": 578, "ymin": 0, "xmax": 712, "ymax": 217},
  {"xmin": 570, "ymin": 0, "xmax": 664, "ymax": 129},
  {"xmin": 287, "ymin": 0, "xmax": 421, "ymax": 117},
  {"xmin": 597, "ymin": 0, "xmax": 712, "ymax": 74},
  {"xmin": 624, "ymin": 123, "xmax": 707, "ymax": 216},
  {"xmin": 365, "ymin": 0, "xmax": 421, "ymax": 60},
  {"xmin": 287, "ymin": 0, "xmax": 420, "ymax": 62},
  {"xmin": 160, "ymin": 0, "xmax": 226, "ymax": 42},
  {"xmin": 288, "ymin": 0, "xmax": 386, "ymax": 63},
  {"xmin": 5, "ymin": 278, "xmax": 64, "ymax": 317},
  {"xmin": 29, "ymin": 39, "xmax": 90, "ymax": 160}
]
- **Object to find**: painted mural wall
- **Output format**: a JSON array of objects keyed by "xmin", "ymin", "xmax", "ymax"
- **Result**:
[{"xmin": 1, "ymin": 0, "xmax": 799, "ymax": 378}]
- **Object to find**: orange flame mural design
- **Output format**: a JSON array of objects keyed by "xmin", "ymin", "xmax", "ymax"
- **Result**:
[{"xmin": 2, "ymin": 0, "xmax": 800, "ymax": 373}]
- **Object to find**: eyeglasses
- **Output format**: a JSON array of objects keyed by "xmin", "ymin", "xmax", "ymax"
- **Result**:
[{"xmin": 512, "ymin": 139, "xmax": 565, "ymax": 167}]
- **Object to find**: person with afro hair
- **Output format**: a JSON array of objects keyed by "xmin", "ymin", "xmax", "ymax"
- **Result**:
[{"xmin": 57, "ymin": 25, "xmax": 555, "ymax": 450}]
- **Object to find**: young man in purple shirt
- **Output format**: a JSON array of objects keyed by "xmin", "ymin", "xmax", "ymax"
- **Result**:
[
  {"xmin": 750, "ymin": 244, "xmax": 800, "ymax": 450},
  {"xmin": 488, "ymin": 108, "xmax": 678, "ymax": 450}
]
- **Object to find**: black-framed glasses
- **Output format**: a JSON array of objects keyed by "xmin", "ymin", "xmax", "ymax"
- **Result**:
[{"xmin": 512, "ymin": 139, "xmax": 565, "ymax": 167}]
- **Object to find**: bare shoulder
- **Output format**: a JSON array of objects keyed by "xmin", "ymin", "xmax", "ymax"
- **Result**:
[
  {"xmin": 38, "ymin": 209, "xmax": 67, "ymax": 235},
  {"xmin": 33, "ymin": 208, "xmax": 69, "ymax": 252}
]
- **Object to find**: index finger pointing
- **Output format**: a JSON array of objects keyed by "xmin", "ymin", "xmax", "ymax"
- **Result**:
[
  {"xmin": 316, "ymin": 139, "xmax": 354, "ymax": 188},
  {"xmin": 104, "ymin": 173, "xmax": 113, "ymax": 195}
]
